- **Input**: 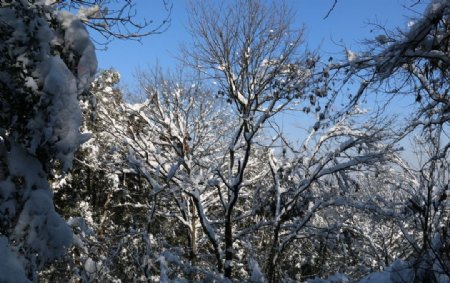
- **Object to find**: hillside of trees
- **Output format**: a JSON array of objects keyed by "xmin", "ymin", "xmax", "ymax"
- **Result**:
[{"xmin": 1, "ymin": 0, "xmax": 450, "ymax": 282}]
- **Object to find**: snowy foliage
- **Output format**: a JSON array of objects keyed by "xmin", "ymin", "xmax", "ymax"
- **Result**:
[
  {"xmin": 4, "ymin": 0, "xmax": 450, "ymax": 282},
  {"xmin": 0, "ymin": 0, "xmax": 96, "ymax": 280},
  {"xmin": 323, "ymin": 0, "xmax": 450, "ymax": 281}
]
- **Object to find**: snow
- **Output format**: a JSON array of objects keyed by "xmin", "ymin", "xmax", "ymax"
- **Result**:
[
  {"xmin": 166, "ymin": 162, "xmax": 180, "ymax": 180},
  {"xmin": 0, "ymin": 0, "xmax": 446, "ymax": 281},
  {"xmin": 84, "ymin": 257, "xmax": 100, "ymax": 275},
  {"xmin": 24, "ymin": 77, "xmax": 38, "ymax": 91},
  {"xmin": 389, "ymin": 260, "xmax": 415, "ymax": 283},
  {"xmin": 426, "ymin": 0, "xmax": 447, "ymax": 14},
  {"xmin": 2, "ymin": 144, "xmax": 73, "ymax": 277},
  {"xmin": 0, "ymin": 1, "xmax": 97, "ymax": 279},
  {"xmin": 41, "ymin": 56, "xmax": 82, "ymax": 167},
  {"xmin": 358, "ymin": 271, "xmax": 391, "ymax": 283},
  {"xmin": 159, "ymin": 256, "xmax": 169, "ymax": 282},
  {"xmin": 7, "ymin": 143, "xmax": 46, "ymax": 192},
  {"xmin": 0, "ymin": 237, "xmax": 30, "ymax": 283},
  {"xmin": 14, "ymin": 190, "xmax": 73, "ymax": 261},
  {"xmin": 59, "ymin": 11, "xmax": 97, "ymax": 89},
  {"xmin": 313, "ymin": 260, "xmax": 429, "ymax": 283},
  {"xmin": 74, "ymin": 201, "xmax": 95, "ymax": 226},
  {"xmin": 346, "ymin": 49, "xmax": 358, "ymax": 63},
  {"xmin": 308, "ymin": 273, "xmax": 349, "ymax": 283},
  {"xmin": 77, "ymin": 5, "xmax": 100, "ymax": 22},
  {"xmin": 249, "ymin": 258, "xmax": 266, "ymax": 283}
]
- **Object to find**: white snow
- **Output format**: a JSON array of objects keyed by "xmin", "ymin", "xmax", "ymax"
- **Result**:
[
  {"xmin": 77, "ymin": 5, "xmax": 100, "ymax": 22},
  {"xmin": 0, "ymin": 1, "xmax": 97, "ymax": 279},
  {"xmin": 249, "ymin": 258, "xmax": 266, "ymax": 283},
  {"xmin": 346, "ymin": 49, "xmax": 358, "ymax": 62}
]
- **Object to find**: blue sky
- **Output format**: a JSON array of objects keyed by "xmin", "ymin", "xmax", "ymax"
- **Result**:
[
  {"xmin": 91, "ymin": 0, "xmax": 427, "ymax": 162},
  {"xmin": 94, "ymin": 0, "xmax": 426, "ymax": 89}
]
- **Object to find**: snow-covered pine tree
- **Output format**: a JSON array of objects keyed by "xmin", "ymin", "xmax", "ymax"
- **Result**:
[{"xmin": 0, "ymin": 1, "xmax": 97, "ymax": 280}]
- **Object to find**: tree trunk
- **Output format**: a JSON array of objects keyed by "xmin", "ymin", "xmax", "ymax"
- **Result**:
[
  {"xmin": 189, "ymin": 198, "xmax": 198, "ymax": 263},
  {"xmin": 266, "ymin": 223, "xmax": 281, "ymax": 283},
  {"xmin": 192, "ymin": 197, "xmax": 223, "ymax": 273},
  {"xmin": 224, "ymin": 212, "xmax": 233, "ymax": 278}
]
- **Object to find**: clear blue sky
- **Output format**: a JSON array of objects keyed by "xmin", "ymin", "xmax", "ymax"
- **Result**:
[
  {"xmin": 94, "ymin": 0, "xmax": 426, "ymax": 89},
  {"xmin": 92, "ymin": 0, "xmax": 427, "ymax": 163}
]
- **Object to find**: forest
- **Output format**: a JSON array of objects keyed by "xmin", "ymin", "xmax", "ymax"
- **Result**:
[{"xmin": 0, "ymin": 0, "xmax": 449, "ymax": 282}]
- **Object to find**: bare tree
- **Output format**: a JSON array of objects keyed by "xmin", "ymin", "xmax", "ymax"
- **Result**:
[
  {"xmin": 94, "ymin": 66, "xmax": 236, "ymax": 280},
  {"xmin": 179, "ymin": 1, "xmax": 402, "ymax": 280},
  {"xmin": 48, "ymin": 0, "xmax": 172, "ymax": 43},
  {"xmin": 325, "ymin": 1, "xmax": 450, "ymax": 280},
  {"xmin": 182, "ymin": 0, "xmax": 311, "ymax": 278},
  {"xmin": 331, "ymin": 0, "xmax": 450, "ymax": 130},
  {"xmin": 46, "ymin": 0, "xmax": 429, "ymax": 280}
]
